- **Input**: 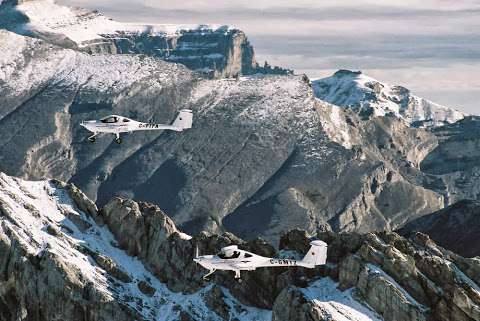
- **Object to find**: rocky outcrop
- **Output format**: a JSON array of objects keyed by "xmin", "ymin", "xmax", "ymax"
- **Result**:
[
  {"xmin": 0, "ymin": 172, "xmax": 274, "ymax": 320},
  {"xmin": 0, "ymin": 230, "xmax": 141, "ymax": 321},
  {"xmin": 272, "ymin": 229, "xmax": 480, "ymax": 321},
  {"xmin": 399, "ymin": 199, "xmax": 480, "ymax": 257},
  {"xmin": 420, "ymin": 116, "xmax": 480, "ymax": 205},
  {"xmin": 98, "ymin": 26, "xmax": 260, "ymax": 78},
  {"xmin": 272, "ymin": 286, "xmax": 323, "ymax": 321},
  {"xmin": 326, "ymin": 231, "xmax": 480, "ymax": 321},
  {"xmin": 100, "ymin": 196, "xmax": 289, "ymax": 308}
]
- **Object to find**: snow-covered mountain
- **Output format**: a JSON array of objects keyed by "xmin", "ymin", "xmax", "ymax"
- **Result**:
[
  {"xmin": 0, "ymin": 28, "xmax": 449, "ymax": 245},
  {"xmin": 0, "ymin": 0, "xmax": 291, "ymax": 77},
  {"xmin": 312, "ymin": 70, "xmax": 466, "ymax": 128},
  {"xmin": 0, "ymin": 172, "xmax": 270, "ymax": 320},
  {"xmin": 1, "ymin": 172, "xmax": 479, "ymax": 321}
]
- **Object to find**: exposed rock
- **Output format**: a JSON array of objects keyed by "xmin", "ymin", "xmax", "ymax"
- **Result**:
[
  {"xmin": 138, "ymin": 280, "xmax": 156, "ymax": 297},
  {"xmin": 331, "ymin": 232, "xmax": 480, "ymax": 321},
  {"xmin": 100, "ymin": 197, "xmax": 180, "ymax": 258},
  {"xmin": 272, "ymin": 286, "xmax": 322, "ymax": 321},
  {"xmin": 279, "ymin": 229, "xmax": 311, "ymax": 254},
  {"xmin": 2, "ymin": 172, "xmax": 480, "ymax": 321},
  {"xmin": 399, "ymin": 199, "xmax": 480, "ymax": 257},
  {"xmin": 56, "ymin": 180, "xmax": 100, "ymax": 222},
  {"xmin": 203, "ymin": 285, "xmax": 230, "ymax": 320},
  {"xmin": 275, "ymin": 230, "xmax": 480, "ymax": 321},
  {"xmin": 45, "ymin": 223, "xmax": 60, "ymax": 236},
  {"xmin": 355, "ymin": 264, "xmax": 426, "ymax": 321},
  {"xmin": 420, "ymin": 116, "xmax": 480, "ymax": 205},
  {"xmin": 0, "ymin": 212, "xmax": 141, "ymax": 321},
  {"xmin": 90, "ymin": 251, "xmax": 132, "ymax": 283},
  {"xmin": 64, "ymin": 210, "xmax": 93, "ymax": 232},
  {"xmin": 273, "ymin": 278, "xmax": 384, "ymax": 321}
]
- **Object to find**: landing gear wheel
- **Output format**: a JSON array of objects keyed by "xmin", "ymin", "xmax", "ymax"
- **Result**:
[
  {"xmin": 115, "ymin": 137, "xmax": 122, "ymax": 144},
  {"xmin": 88, "ymin": 136, "xmax": 96, "ymax": 143},
  {"xmin": 237, "ymin": 278, "xmax": 242, "ymax": 284}
]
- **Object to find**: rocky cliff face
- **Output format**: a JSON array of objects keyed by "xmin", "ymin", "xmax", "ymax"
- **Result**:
[
  {"xmin": 0, "ymin": 0, "xmax": 291, "ymax": 78},
  {"xmin": 420, "ymin": 116, "xmax": 480, "ymax": 204},
  {"xmin": 312, "ymin": 70, "xmax": 465, "ymax": 128},
  {"xmin": 399, "ymin": 199, "xmax": 480, "ymax": 257},
  {"xmin": 1, "ymin": 172, "xmax": 479, "ymax": 321},
  {"xmin": 275, "ymin": 230, "xmax": 480, "ymax": 321},
  {"xmin": 0, "ymin": 29, "xmax": 448, "ymax": 245}
]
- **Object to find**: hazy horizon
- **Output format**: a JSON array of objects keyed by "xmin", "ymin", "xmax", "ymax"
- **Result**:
[{"xmin": 59, "ymin": 0, "xmax": 480, "ymax": 114}]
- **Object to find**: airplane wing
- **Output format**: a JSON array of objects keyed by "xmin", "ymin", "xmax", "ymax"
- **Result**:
[{"xmin": 230, "ymin": 260, "xmax": 259, "ymax": 270}]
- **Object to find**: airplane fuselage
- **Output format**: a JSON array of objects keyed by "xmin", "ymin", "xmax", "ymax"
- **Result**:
[
  {"xmin": 194, "ymin": 253, "xmax": 313, "ymax": 272},
  {"xmin": 81, "ymin": 119, "xmax": 182, "ymax": 134},
  {"xmin": 80, "ymin": 110, "xmax": 192, "ymax": 143},
  {"xmin": 193, "ymin": 241, "xmax": 327, "ymax": 279}
]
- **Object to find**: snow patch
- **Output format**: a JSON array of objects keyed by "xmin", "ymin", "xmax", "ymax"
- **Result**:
[
  {"xmin": 302, "ymin": 277, "xmax": 383, "ymax": 321},
  {"xmin": 11, "ymin": 0, "xmax": 234, "ymax": 45}
]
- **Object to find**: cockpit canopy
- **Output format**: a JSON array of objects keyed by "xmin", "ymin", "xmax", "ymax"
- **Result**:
[
  {"xmin": 100, "ymin": 115, "xmax": 131, "ymax": 124},
  {"xmin": 100, "ymin": 115, "xmax": 119, "ymax": 123},
  {"xmin": 217, "ymin": 245, "xmax": 253, "ymax": 259}
]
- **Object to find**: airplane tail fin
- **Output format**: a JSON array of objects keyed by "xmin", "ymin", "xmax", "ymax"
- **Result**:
[
  {"xmin": 301, "ymin": 240, "xmax": 327, "ymax": 267},
  {"xmin": 172, "ymin": 109, "xmax": 193, "ymax": 130}
]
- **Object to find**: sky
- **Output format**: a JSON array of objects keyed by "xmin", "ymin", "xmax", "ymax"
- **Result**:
[{"xmin": 59, "ymin": 0, "xmax": 480, "ymax": 114}]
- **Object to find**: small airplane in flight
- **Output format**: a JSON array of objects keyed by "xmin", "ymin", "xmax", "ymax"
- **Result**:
[
  {"xmin": 194, "ymin": 240, "xmax": 327, "ymax": 281},
  {"xmin": 80, "ymin": 109, "xmax": 193, "ymax": 144}
]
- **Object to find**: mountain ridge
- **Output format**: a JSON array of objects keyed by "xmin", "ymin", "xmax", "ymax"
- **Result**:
[
  {"xmin": 312, "ymin": 70, "xmax": 466, "ymax": 128},
  {"xmin": 0, "ymin": 29, "xmax": 453, "ymax": 245},
  {"xmin": 1, "ymin": 171, "xmax": 479, "ymax": 321},
  {"xmin": 0, "ymin": 0, "xmax": 292, "ymax": 78}
]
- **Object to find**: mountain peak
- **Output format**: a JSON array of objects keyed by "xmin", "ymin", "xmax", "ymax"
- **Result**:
[
  {"xmin": 312, "ymin": 70, "xmax": 466, "ymax": 128},
  {"xmin": 333, "ymin": 69, "xmax": 362, "ymax": 76}
]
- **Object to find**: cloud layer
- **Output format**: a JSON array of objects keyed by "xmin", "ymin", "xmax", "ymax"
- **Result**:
[{"xmin": 60, "ymin": 0, "xmax": 480, "ymax": 114}]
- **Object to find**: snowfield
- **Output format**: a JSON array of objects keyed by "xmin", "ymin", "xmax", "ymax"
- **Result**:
[
  {"xmin": 5, "ymin": 0, "xmax": 234, "ymax": 46},
  {"xmin": 302, "ymin": 278, "xmax": 383, "ymax": 321}
]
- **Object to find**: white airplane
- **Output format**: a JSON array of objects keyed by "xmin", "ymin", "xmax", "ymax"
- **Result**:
[
  {"xmin": 80, "ymin": 109, "xmax": 193, "ymax": 144},
  {"xmin": 194, "ymin": 240, "xmax": 327, "ymax": 280}
]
